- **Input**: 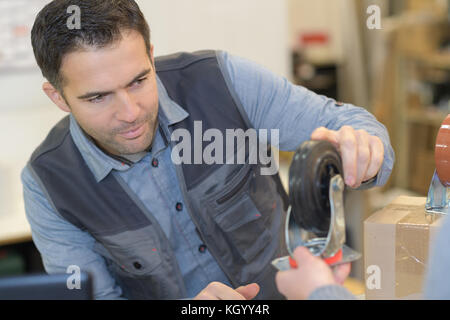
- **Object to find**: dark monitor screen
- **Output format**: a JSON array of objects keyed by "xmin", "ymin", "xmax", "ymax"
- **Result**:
[{"xmin": 0, "ymin": 272, "xmax": 93, "ymax": 300}]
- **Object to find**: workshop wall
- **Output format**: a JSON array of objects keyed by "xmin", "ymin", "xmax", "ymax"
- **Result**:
[
  {"xmin": 137, "ymin": 0, "xmax": 290, "ymax": 79},
  {"xmin": 0, "ymin": 0, "xmax": 290, "ymax": 220}
]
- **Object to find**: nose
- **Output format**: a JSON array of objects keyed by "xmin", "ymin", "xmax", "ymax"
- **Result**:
[{"xmin": 115, "ymin": 90, "xmax": 139, "ymax": 123}]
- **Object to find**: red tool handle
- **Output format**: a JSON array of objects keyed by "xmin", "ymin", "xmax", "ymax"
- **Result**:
[
  {"xmin": 323, "ymin": 248, "xmax": 343, "ymax": 265},
  {"xmin": 289, "ymin": 256, "xmax": 298, "ymax": 268},
  {"xmin": 288, "ymin": 248, "xmax": 343, "ymax": 268}
]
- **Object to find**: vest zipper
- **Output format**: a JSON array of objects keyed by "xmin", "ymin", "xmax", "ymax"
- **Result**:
[{"xmin": 216, "ymin": 167, "xmax": 253, "ymax": 205}]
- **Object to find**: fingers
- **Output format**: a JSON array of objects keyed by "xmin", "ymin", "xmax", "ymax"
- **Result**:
[
  {"xmin": 195, "ymin": 282, "xmax": 246, "ymax": 300},
  {"xmin": 275, "ymin": 246, "xmax": 338, "ymax": 300},
  {"xmin": 274, "ymin": 247, "xmax": 315, "ymax": 297},
  {"xmin": 195, "ymin": 282, "xmax": 260, "ymax": 300},
  {"xmin": 194, "ymin": 291, "xmax": 220, "ymax": 300},
  {"xmin": 311, "ymin": 127, "xmax": 339, "ymax": 148},
  {"xmin": 337, "ymin": 126, "xmax": 358, "ymax": 187},
  {"xmin": 332, "ymin": 263, "xmax": 351, "ymax": 285},
  {"xmin": 366, "ymin": 135, "xmax": 384, "ymax": 180},
  {"xmin": 310, "ymin": 126, "xmax": 384, "ymax": 188},
  {"xmin": 275, "ymin": 268, "xmax": 297, "ymax": 299},
  {"xmin": 235, "ymin": 283, "xmax": 260, "ymax": 300},
  {"xmin": 354, "ymin": 129, "xmax": 370, "ymax": 186},
  {"xmin": 291, "ymin": 246, "xmax": 315, "ymax": 266},
  {"xmin": 208, "ymin": 282, "xmax": 246, "ymax": 300}
]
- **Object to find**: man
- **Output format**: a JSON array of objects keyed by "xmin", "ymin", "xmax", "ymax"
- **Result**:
[{"xmin": 23, "ymin": 0, "xmax": 394, "ymax": 299}]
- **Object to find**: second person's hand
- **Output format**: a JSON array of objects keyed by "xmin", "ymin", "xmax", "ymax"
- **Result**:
[{"xmin": 275, "ymin": 247, "xmax": 351, "ymax": 300}]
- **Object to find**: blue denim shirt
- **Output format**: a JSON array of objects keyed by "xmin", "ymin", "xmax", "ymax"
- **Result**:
[{"xmin": 21, "ymin": 51, "xmax": 395, "ymax": 299}]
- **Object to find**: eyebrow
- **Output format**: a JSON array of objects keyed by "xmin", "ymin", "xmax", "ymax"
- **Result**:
[{"xmin": 76, "ymin": 68, "xmax": 152, "ymax": 100}]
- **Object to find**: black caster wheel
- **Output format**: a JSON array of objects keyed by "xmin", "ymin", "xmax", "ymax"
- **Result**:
[{"xmin": 288, "ymin": 140, "xmax": 343, "ymax": 237}]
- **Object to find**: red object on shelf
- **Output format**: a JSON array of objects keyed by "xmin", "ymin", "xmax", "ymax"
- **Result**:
[{"xmin": 300, "ymin": 32, "xmax": 329, "ymax": 46}]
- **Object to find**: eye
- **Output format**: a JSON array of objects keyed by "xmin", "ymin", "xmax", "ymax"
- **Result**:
[
  {"xmin": 88, "ymin": 95, "xmax": 105, "ymax": 104},
  {"xmin": 131, "ymin": 77, "xmax": 147, "ymax": 88}
]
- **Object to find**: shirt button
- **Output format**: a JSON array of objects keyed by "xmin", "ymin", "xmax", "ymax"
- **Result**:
[
  {"xmin": 151, "ymin": 158, "xmax": 159, "ymax": 168},
  {"xmin": 198, "ymin": 244, "xmax": 207, "ymax": 253},
  {"xmin": 175, "ymin": 202, "xmax": 183, "ymax": 211},
  {"xmin": 133, "ymin": 261, "xmax": 142, "ymax": 270}
]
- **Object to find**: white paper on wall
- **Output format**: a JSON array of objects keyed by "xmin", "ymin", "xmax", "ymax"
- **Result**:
[{"xmin": 0, "ymin": 0, "xmax": 50, "ymax": 73}]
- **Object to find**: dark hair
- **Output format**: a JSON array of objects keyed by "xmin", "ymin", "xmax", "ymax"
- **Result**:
[{"xmin": 31, "ymin": 0, "xmax": 151, "ymax": 92}]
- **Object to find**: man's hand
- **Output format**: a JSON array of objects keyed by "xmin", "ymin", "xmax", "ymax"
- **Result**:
[
  {"xmin": 275, "ymin": 247, "xmax": 351, "ymax": 300},
  {"xmin": 193, "ymin": 281, "xmax": 260, "ymax": 300},
  {"xmin": 311, "ymin": 126, "xmax": 384, "ymax": 188}
]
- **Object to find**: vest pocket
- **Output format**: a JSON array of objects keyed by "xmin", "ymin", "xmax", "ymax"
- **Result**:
[
  {"xmin": 211, "ymin": 191, "xmax": 272, "ymax": 263},
  {"xmin": 94, "ymin": 238, "xmax": 182, "ymax": 299},
  {"xmin": 94, "ymin": 240, "xmax": 162, "ymax": 278}
]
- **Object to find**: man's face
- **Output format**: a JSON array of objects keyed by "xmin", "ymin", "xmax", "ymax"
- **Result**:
[{"xmin": 58, "ymin": 30, "xmax": 159, "ymax": 155}]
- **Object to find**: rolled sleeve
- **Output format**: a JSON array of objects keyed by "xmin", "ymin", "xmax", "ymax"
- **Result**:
[{"xmin": 220, "ymin": 51, "xmax": 394, "ymax": 188}]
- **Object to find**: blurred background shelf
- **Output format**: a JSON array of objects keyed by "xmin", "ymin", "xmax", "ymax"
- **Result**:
[
  {"xmin": 405, "ymin": 51, "xmax": 450, "ymax": 70},
  {"xmin": 406, "ymin": 108, "xmax": 449, "ymax": 125},
  {"xmin": 389, "ymin": 5, "xmax": 450, "ymax": 195}
]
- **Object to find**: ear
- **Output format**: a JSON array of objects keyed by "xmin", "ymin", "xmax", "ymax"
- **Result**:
[{"xmin": 42, "ymin": 82, "xmax": 71, "ymax": 113}]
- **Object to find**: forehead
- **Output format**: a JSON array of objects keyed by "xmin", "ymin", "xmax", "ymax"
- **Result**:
[{"xmin": 60, "ymin": 30, "xmax": 151, "ymax": 93}]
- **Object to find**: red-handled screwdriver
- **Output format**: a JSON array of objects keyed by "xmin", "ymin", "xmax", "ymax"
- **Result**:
[{"xmin": 288, "ymin": 248, "xmax": 343, "ymax": 268}]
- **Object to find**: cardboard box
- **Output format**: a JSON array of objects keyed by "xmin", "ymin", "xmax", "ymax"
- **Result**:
[{"xmin": 364, "ymin": 196, "xmax": 444, "ymax": 299}]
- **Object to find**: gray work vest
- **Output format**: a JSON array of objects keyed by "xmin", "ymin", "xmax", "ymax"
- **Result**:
[{"xmin": 29, "ymin": 50, "xmax": 289, "ymax": 299}]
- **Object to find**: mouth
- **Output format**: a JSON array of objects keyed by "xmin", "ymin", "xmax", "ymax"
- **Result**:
[{"xmin": 118, "ymin": 123, "xmax": 146, "ymax": 140}]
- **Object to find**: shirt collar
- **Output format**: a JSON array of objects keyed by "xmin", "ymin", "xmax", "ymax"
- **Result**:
[
  {"xmin": 156, "ymin": 74, "xmax": 189, "ymax": 127},
  {"xmin": 69, "ymin": 74, "xmax": 189, "ymax": 182}
]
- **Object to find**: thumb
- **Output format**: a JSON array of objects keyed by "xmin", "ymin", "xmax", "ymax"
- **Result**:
[
  {"xmin": 292, "ymin": 246, "xmax": 315, "ymax": 266},
  {"xmin": 310, "ymin": 127, "xmax": 339, "ymax": 147},
  {"xmin": 332, "ymin": 263, "xmax": 351, "ymax": 285},
  {"xmin": 235, "ymin": 283, "xmax": 260, "ymax": 300}
]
